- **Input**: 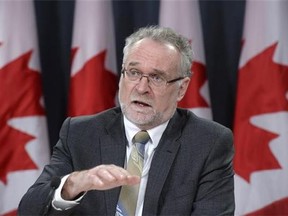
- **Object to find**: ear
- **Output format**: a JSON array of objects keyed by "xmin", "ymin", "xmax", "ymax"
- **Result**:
[{"xmin": 177, "ymin": 77, "xmax": 190, "ymax": 102}]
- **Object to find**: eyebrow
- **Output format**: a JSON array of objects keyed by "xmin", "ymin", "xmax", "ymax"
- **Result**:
[
  {"xmin": 127, "ymin": 62, "xmax": 139, "ymax": 67},
  {"xmin": 127, "ymin": 62, "xmax": 167, "ymax": 76}
]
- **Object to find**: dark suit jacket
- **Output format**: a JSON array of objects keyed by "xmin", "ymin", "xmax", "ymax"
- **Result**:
[{"xmin": 18, "ymin": 107, "xmax": 235, "ymax": 215}]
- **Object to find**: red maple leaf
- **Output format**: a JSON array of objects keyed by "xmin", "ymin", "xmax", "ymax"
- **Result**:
[
  {"xmin": 178, "ymin": 61, "xmax": 209, "ymax": 108},
  {"xmin": 234, "ymin": 43, "xmax": 288, "ymax": 182},
  {"xmin": 68, "ymin": 49, "xmax": 118, "ymax": 116},
  {"xmin": 0, "ymin": 50, "xmax": 45, "ymax": 184},
  {"xmin": 3, "ymin": 209, "xmax": 17, "ymax": 216},
  {"xmin": 247, "ymin": 197, "xmax": 288, "ymax": 215}
]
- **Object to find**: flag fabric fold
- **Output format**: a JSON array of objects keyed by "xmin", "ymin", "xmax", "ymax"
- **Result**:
[
  {"xmin": 0, "ymin": 1, "xmax": 50, "ymax": 215},
  {"xmin": 159, "ymin": 0, "xmax": 212, "ymax": 120},
  {"xmin": 68, "ymin": 0, "xmax": 118, "ymax": 117},
  {"xmin": 234, "ymin": 1, "xmax": 288, "ymax": 215}
]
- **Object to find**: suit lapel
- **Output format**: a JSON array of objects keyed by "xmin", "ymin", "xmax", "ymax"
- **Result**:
[
  {"xmin": 99, "ymin": 111, "xmax": 127, "ymax": 216},
  {"xmin": 142, "ymin": 109, "xmax": 188, "ymax": 215}
]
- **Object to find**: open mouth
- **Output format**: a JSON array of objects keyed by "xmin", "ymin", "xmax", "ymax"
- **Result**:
[{"xmin": 132, "ymin": 100, "xmax": 151, "ymax": 107}]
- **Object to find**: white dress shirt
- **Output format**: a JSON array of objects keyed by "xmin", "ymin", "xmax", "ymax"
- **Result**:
[{"xmin": 52, "ymin": 115, "xmax": 169, "ymax": 216}]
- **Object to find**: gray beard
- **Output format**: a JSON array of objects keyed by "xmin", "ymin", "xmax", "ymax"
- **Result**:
[{"xmin": 120, "ymin": 103, "xmax": 164, "ymax": 130}]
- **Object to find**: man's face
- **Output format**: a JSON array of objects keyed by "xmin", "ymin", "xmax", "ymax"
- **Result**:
[{"xmin": 118, "ymin": 38, "xmax": 190, "ymax": 130}]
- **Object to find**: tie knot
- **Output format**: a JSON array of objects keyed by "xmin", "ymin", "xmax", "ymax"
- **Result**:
[{"xmin": 133, "ymin": 130, "xmax": 150, "ymax": 145}]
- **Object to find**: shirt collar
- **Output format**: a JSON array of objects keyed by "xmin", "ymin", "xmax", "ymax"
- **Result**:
[{"xmin": 123, "ymin": 115, "xmax": 169, "ymax": 147}]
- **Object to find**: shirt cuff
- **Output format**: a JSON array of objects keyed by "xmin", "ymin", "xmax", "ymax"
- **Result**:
[{"xmin": 52, "ymin": 174, "xmax": 86, "ymax": 210}]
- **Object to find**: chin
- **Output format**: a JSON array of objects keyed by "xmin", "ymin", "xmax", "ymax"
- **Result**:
[
  {"xmin": 128, "ymin": 112, "xmax": 164, "ymax": 129},
  {"xmin": 129, "ymin": 114, "xmax": 153, "ymax": 125}
]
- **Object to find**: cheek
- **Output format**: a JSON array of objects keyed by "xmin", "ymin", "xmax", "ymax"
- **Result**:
[
  {"xmin": 118, "ymin": 80, "xmax": 126, "ymax": 102},
  {"xmin": 155, "ymin": 89, "xmax": 178, "ymax": 109},
  {"xmin": 119, "ymin": 80, "xmax": 133, "ymax": 102}
]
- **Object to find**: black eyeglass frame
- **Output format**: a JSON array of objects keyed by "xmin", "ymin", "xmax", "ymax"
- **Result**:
[{"xmin": 121, "ymin": 68, "xmax": 186, "ymax": 87}]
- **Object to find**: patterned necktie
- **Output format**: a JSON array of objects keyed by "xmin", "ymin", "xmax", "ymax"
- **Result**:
[{"xmin": 116, "ymin": 130, "xmax": 150, "ymax": 216}]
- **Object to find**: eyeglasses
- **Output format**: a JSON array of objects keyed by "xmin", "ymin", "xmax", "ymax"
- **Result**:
[{"xmin": 121, "ymin": 68, "xmax": 185, "ymax": 88}]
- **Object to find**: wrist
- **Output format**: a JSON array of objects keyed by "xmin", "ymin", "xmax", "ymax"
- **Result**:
[{"xmin": 61, "ymin": 171, "xmax": 86, "ymax": 200}]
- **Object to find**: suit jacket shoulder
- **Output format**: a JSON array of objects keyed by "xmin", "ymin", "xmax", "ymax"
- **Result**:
[
  {"xmin": 143, "ymin": 108, "xmax": 235, "ymax": 215},
  {"xmin": 67, "ymin": 107, "xmax": 123, "ymax": 132}
]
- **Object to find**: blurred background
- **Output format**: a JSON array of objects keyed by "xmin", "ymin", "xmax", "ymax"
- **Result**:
[{"xmin": 1, "ymin": 0, "xmax": 288, "ymax": 215}]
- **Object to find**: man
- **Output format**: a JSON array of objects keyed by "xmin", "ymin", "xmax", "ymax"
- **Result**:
[{"xmin": 18, "ymin": 26, "xmax": 234, "ymax": 215}]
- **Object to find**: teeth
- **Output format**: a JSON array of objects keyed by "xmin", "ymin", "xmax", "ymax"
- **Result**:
[{"xmin": 135, "ymin": 101, "xmax": 148, "ymax": 106}]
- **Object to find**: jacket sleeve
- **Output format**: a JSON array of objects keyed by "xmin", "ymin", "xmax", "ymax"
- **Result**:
[{"xmin": 18, "ymin": 117, "xmax": 77, "ymax": 216}]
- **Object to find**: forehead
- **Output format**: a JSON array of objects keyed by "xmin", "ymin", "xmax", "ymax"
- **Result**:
[{"xmin": 125, "ymin": 38, "xmax": 180, "ymax": 74}]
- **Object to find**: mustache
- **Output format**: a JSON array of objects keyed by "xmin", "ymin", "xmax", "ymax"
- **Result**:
[{"xmin": 130, "ymin": 94, "xmax": 153, "ymax": 106}]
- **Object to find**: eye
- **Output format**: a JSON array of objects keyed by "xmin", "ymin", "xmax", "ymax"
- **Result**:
[
  {"xmin": 128, "ymin": 69, "xmax": 142, "ymax": 77},
  {"xmin": 150, "ymin": 74, "xmax": 165, "ymax": 83}
]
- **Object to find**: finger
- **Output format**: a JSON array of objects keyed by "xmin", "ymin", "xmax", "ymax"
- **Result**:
[
  {"xmin": 105, "ymin": 165, "xmax": 141, "ymax": 185},
  {"xmin": 94, "ymin": 166, "xmax": 119, "ymax": 186},
  {"xmin": 126, "ymin": 175, "xmax": 141, "ymax": 185},
  {"xmin": 88, "ymin": 164, "xmax": 141, "ymax": 190},
  {"xmin": 89, "ymin": 165, "xmax": 126, "ymax": 190},
  {"xmin": 95, "ymin": 165, "xmax": 140, "ymax": 187}
]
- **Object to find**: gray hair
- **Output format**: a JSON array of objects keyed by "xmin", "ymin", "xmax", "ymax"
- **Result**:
[{"xmin": 123, "ymin": 25, "xmax": 193, "ymax": 77}]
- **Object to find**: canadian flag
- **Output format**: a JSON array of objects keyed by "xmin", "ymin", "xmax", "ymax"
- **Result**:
[
  {"xmin": 159, "ymin": 0, "xmax": 212, "ymax": 119},
  {"xmin": 0, "ymin": 1, "xmax": 50, "ymax": 215},
  {"xmin": 234, "ymin": 1, "xmax": 288, "ymax": 215},
  {"xmin": 68, "ymin": 0, "xmax": 118, "ymax": 117}
]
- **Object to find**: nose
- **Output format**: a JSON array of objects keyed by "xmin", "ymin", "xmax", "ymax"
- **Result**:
[{"xmin": 136, "ymin": 76, "xmax": 150, "ymax": 93}]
